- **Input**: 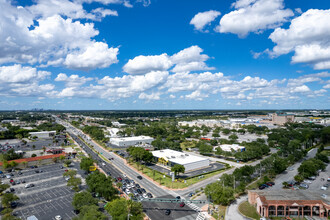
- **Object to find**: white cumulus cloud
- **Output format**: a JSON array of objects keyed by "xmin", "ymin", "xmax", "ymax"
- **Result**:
[
  {"xmin": 190, "ymin": 10, "xmax": 221, "ymax": 31},
  {"xmin": 269, "ymin": 9, "xmax": 330, "ymax": 70},
  {"xmin": 216, "ymin": 0, "xmax": 293, "ymax": 38}
]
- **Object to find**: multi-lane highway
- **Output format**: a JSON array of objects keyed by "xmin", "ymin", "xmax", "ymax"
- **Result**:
[{"xmin": 55, "ymin": 116, "xmax": 200, "ymax": 220}]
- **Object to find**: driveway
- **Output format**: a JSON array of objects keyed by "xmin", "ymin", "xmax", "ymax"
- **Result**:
[{"xmin": 225, "ymin": 195, "xmax": 250, "ymax": 220}]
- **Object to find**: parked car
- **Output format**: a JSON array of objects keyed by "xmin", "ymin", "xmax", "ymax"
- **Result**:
[
  {"xmin": 137, "ymin": 175, "xmax": 142, "ymax": 180},
  {"xmin": 137, "ymin": 189, "xmax": 142, "ymax": 194},
  {"xmin": 308, "ymin": 176, "xmax": 316, "ymax": 180},
  {"xmin": 10, "ymin": 201, "xmax": 18, "ymax": 208},
  {"xmin": 165, "ymin": 209, "xmax": 171, "ymax": 215},
  {"xmin": 143, "ymin": 193, "xmax": 148, "ymax": 199},
  {"xmin": 141, "ymin": 188, "xmax": 146, "ymax": 194},
  {"xmin": 259, "ymin": 185, "xmax": 266, "ymax": 190},
  {"xmin": 55, "ymin": 215, "xmax": 62, "ymax": 220},
  {"xmin": 176, "ymin": 196, "xmax": 181, "ymax": 200},
  {"xmin": 303, "ymin": 180, "xmax": 312, "ymax": 184},
  {"xmin": 321, "ymin": 186, "xmax": 327, "ymax": 190},
  {"xmin": 267, "ymin": 182, "xmax": 275, "ymax": 186},
  {"xmin": 135, "ymin": 184, "xmax": 140, "ymax": 188},
  {"xmin": 179, "ymin": 202, "xmax": 185, "ymax": 207},
  {"xmin": 327, "ymin": 177, "xmax": 330, "ymax": 182},
  {"xmin": 117, "ymin": 177, "xmax": 122, "ymax": 181},
  {"xmin": 300, "ymin": 183, "xmax": 309, "ymax": 189}
]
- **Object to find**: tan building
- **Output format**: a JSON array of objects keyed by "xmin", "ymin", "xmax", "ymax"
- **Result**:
[
  {"xmin": 272, "ymin": 112, "xmax": 295, "ymax": 125},
  {"xmin": 248, "ymin": 190, "xmax": 330, "ymax": 218}
]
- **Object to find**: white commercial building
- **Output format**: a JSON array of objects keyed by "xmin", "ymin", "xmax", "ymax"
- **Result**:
[
  {"xmin": 214, "ymin": 144, "xmax": 245, "ymax": 152},
  {"xmin": 110, "ymin": 136, "xmax": 154, "ymax": 147},
  {"xmin": 152, "ymin": 149, "xmax": 210, "ymax": 172},
  {"xmin": 29, "ymin": 131, "xmax": 56, "ymax": 139}
]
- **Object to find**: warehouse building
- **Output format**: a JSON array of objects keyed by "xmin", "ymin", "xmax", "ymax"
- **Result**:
[
  {"xmin": 29, "ymin": 131, "xmax": 56, "ymax": 139},
  {"xmin": 110, "ymin": 136, "xmax": 154, "ymax": 147},
  {"xmin": 152, "ymin": 149, "xmax": 210, "ymax": 172}
]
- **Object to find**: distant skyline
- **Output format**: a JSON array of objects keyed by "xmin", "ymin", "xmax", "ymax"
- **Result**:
[{"xmin": 0, "ymin": 0, "xmax": 329, "ymax": 110}]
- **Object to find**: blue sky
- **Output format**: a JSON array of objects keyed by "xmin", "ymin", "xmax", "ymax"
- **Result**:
[{"xmin": 0, "ymin": 0, "xmax": 329, "ymax": 110}]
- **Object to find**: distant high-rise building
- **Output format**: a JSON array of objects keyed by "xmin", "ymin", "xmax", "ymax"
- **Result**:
[{"xmin": 271, "ymin": 112, "xmax": 295, "ymax": 125}]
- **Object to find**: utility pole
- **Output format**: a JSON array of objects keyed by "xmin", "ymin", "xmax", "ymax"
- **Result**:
[
  {"xmin": 233, "ymin": 175, "xmax": 235, "ymax": 190},
  {"xmin": 260, "ymin": 163, "xmax": 262, "ymax": 178}
]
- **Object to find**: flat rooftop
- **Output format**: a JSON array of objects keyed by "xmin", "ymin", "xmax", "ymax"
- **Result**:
[
  {"xmin": 152, "ymin": 149, "xmax": 209, "ymax": 165},
  {"xmin": 251, "ymin": 190, "xmax": 330, "ymax": 204},
  {"xmin": 111, "ymin": 136, "xmax": 154, "ymax": 142}
]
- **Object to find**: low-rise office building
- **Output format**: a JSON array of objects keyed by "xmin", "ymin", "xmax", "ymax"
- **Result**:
[
  {"xmin": 214, "ymin": 144, "xmax": 245, "ymax": 152},
  {"xmin": 248, "ymin": 190, "xmax": 330, "ymax": 218},
  {"xmin": 29, "ymin": 131, "xmax": 56, "ymax": 139},
  {"xmin": 152, "ymin": 149, "xmax": 210, "ymax": 172},
  {"xmin": 110, "ymin": 136, "xmax": 154, "ymax": 147}
]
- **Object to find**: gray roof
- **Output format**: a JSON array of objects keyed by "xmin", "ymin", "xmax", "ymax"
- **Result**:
[{"xmin": 251, "ymin": 190, "xmax": 330, "ymax": 204}]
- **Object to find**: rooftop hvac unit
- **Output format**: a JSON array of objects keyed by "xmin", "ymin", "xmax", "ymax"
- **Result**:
[
  {"xmin": 185, "ymin": 154, "xmax": 189, "ymax": 156},
  {"xmin": 171, "ymin": 156, "xmax": 175, "ymax": 158}
]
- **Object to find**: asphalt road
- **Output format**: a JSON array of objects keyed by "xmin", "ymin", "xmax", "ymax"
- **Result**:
[{"xmin": 55, "ymin": 117, "xmax": 199, "ymax": 220}]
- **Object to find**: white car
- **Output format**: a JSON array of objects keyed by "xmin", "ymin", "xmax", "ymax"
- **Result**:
[
  {"xmin": 125, "ymin": 189, "xmax": 131, "ymax": 194},
  {"xmin": 321, "ymin": 186, "xmax": 327, "ymax": 190},
  {"xmin": 55, "ymin": 215, "xmax": 62, "ymax": 220},
  {"xmin": 123, "ymin": 174, "xmax": 127, "ymax": 178},
  {"xmin": 303, "ymin": 180, "xmax": 312, "ymax": 184},
  {"xmin": 102, "ymin": 162, "xmax": 106, "ymax": 166},
  {"xmin": 143, "ymin": 193, "xmax": 148, "ymax": 199},
  {"xmin": 6, "ymin": 174, "xmax": 11, "ymax": 179}
]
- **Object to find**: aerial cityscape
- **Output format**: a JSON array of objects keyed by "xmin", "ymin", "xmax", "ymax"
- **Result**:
[{"xmin": 0, "ymin": 0, "xmax": 329, "ymax": 220}]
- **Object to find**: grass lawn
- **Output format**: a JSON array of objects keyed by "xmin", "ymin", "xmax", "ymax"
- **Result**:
[
  {"xmin": 130, "ymin": 162, "xmax": 227, "ymax": 189},
  {"xmin": 180, "ymin": 141, "xmax": 196, "ymax": 151},
  {"xmin": 212, "ymin": 205, "xmax": 226, "ymax": 220},
  {"xmin": 238, "ymin": 201, "xmax": 260, "ymax": 220}
]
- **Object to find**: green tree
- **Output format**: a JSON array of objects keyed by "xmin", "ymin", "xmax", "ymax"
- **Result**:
[
  {"xmin": 68, "ymin": 177, "xmax": 82, "ymax": 192},
  {"xmin": 1, "ymin": 193, "xmax": 19, "ymax": 208},
  {"xmin": 63, "ymin": 169, "xmax": 77, "ymax": 178},
  {"xmin": 294, "ymin": 175, "xmax": 304, "ymax": 183},
  {"xmin": 73, "ymin": 205, "xmax": 107, "ymax": 220},
  {"xmin": 106, "ymin": 198, "xmax": 128, "ymax": 220},
  {"xmin": 0, "ymin": 184, "xmax": 10, "ymax": 194},
  {"xmin": 59, "ymin": 155, "xmax": 66, "ymax": 162},
  {"xmin": 86, "ymin": 171, "xmax": 118, "ymax": 201},
  {"xmin": 72, "ymin": 191, "xmax": 98, "ymax": 211},
  {"xmin": 80, "ymin": 157, "xmax": 94, "ymax": 172},
  {"xmin": 205, "ymin": 181, "xmax": 234, "ymax": 205},
  {"xmin": 9, "ymin": 161, "xmax": 18, "ymax": 169},
  {"xmin": 171, "ymin": 164, "xmax": 185, "ymax": 177},
  {"xmin": 64, "ymin": 159, "xmax": 72, "ymax": 167},
  {"xmin": 105, "ymin": 198, "xmax": 143, "ymax": 220}
]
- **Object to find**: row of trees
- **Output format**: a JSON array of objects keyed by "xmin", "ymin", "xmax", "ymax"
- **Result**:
[
  {"xmin": 73, "ymin": 170, "xmax": 144, "ymax": 220},
  {"xmin": 83, "ymin": 126, "xmax": 106, "ymax": 142},
  {"xmin": 0, "ymin": 183, "xmax": 20, "ymax": 220},
  {"xmin": 127, "ymin": 147, "xmax": 153, "ymax": 163}
]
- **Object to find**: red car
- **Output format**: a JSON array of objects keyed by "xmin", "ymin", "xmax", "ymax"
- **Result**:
[
  {"xmin": 10, "ymin": 179, "xmax": 14, "ymax": 183},
  {"xmin": 117, "ymin": 177, "xmax": 122, "ymax": 181},
  {"xmin": 179, "ymin": 202, "xmax": 185, "ymax": 207}
]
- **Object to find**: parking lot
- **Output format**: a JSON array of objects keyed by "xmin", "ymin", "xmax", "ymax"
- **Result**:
[{"xmin": 1, "ymin": 163, "xmax": 81, "ymax": 220}]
